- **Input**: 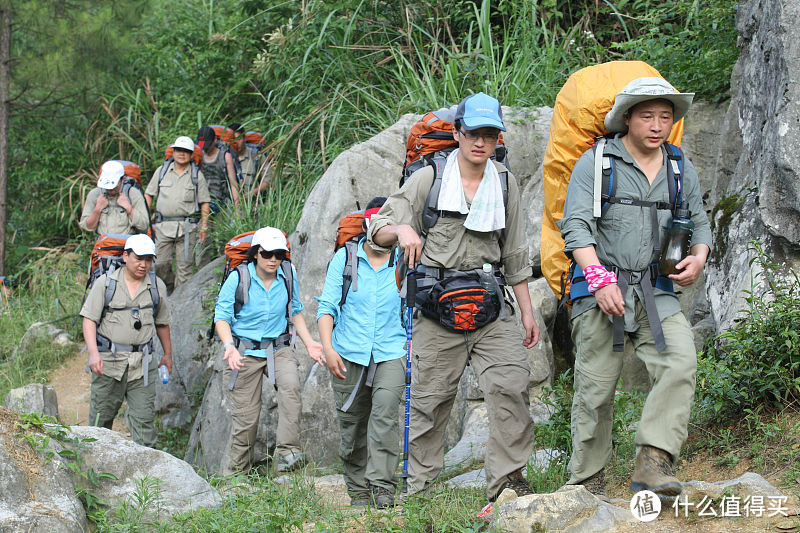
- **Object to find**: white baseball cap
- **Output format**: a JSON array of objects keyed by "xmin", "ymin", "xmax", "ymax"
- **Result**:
[
  {"xmin": 604, "ymin": 77, "xmax": 694, "ymax": 133},
  {"xmin": 124, "ymin": 234, "xmax": 156, "ymax": 257},
  {"xmin": 169, "ymin": 136, "xmax": 195, "ymax": 151},
  {"xmin": 251, "ymin": 226, "xmax": 289, "ymax": 252},
  {"xmin": 97, "ymin": 161, "xmax": 125, "ymax": 190}
]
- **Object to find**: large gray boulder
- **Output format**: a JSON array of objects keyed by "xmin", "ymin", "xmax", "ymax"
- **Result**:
[
  {"xmin": 66, "ymin": 426, "xmax": 221, "ymax": 515},
  {"xmin": 4, "ymin": 384, "xmax": 59, "ymax": 421},
  {"xmin": 0, "ymin": 409, "xmax": 86, "ymax": 533}
]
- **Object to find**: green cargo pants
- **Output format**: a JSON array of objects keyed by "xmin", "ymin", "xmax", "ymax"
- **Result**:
[
  {"xmin": 567, "ymin": 303, "xmax": 697, "ymax": 485},
  {"xmin": 331, "ymin": 356, "xmax": 405, "ymax": 496},
  {"xmin": 89, "ymin": 363, "xmax": 158, "ymax": 448}
]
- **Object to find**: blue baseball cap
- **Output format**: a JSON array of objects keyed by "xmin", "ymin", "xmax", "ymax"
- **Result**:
[{"xmin": 455, "ymin": 92, "xmax": 506, "ymax": 131}]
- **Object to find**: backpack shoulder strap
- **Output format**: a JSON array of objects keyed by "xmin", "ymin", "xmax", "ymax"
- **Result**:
[
  {"xmin": 100, "ymin": 274, "xmax": 117, "ymax": 323},
  {"xmin": 158, "ymin": 159, "xmax": 172, "ymax": 189},
  {"xmin": 339, "ymin": 239, "xmax": 360, "ymax": 307},
  {"xmin": 148, "ymin": 271, "xmax": 160, "ymax": 318},
  {"xmin": 233, "ymin": 264, "xmax": 250, "ymax": 318},
  {"xmin": 664, "ymin": 143, "xmax": 684, "ymax": 211},
  {"xmin": 421, "ymin": 166, "xmax": 441, "ymax": 241},
  {"xmin": 191, "ymin": 162, "xmax": 200, "ymax": 212},
  {"xmin": 281, "ymin": 261, "xmax": 293, "ymax": 325}
]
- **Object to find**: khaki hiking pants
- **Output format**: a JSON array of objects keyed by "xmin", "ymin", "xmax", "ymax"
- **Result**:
[
  {"xmin": 154, "ymin": 222, "xmax": 198, "ymax": 288},
  {"xmin": 567, "ymin": 303, "xmax": 697, "ymax": 485},
  {"xmin": 331, "ymin": 356, "xmax": 405, "ymax": 496},
  {"xmin": 222, "ymin": 347, "xmax": 302, "ymax": 472},
  {"xmin": 408, "ymin": 315, "xmax": 534, "ymax": 500},
  {"xmin": 89, "ymin": 364, "xmax": 158, "ymax": 448}
]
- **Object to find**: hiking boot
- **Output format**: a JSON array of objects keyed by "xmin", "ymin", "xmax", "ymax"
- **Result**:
[
  {"xmin": 276, "ymin": 452, "xmax": 308, "ymax": 473},
  {"xmin": 630, "ymin": 446, "xmax": 683, "ymax": 496},
  {"xmin": 577, "ymin": 470, "xmax": 609, "ymax": 501},
  {"xmin": 349, "ymin": 491, "xmax": 370, "ymax": 507},
  {"xmin": 491, "ymin": 469, "xmax": 534, "ymax": 501},
  {"xmin": 368, "ymin": 483, "xmax": 395, "ymax": 509}
]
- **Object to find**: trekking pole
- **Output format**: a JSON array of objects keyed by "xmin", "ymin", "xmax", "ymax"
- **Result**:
[{"xmin": 401, "ymin": 271, "xmax": 415, "ymax": 494}]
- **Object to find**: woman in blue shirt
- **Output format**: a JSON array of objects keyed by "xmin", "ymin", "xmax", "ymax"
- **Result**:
[
  {"xmin": 317, "ymin": 198, "xmax": 406, "ymax": 508},
  {"xmin": 215, "ymin": 226, "xmax": 323, "ymax": 474}
]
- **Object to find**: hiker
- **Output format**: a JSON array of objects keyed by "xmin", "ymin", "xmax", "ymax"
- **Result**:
[
  {"xmin": 317, "ymin": 197, "xmax": 405, "ymax": 508},
  {"xmin": 197, "ymin": 126, "xmax": 240, "ymax": 210},
  {"xmin": 228, "ymin": 123, "xmax": 270, "ymax": 195},
  {"xmin": 80, "ymin": 234, "xmax": 171, "ymax": 447},
  {"xmin": 214, "ymin": 226, "xmax": 324, "ymax": 473},
  {"xmin": 80, "ymin": 160, "xmax": 150, "ymax": 235},
  {"xmin": 144, "ymin": 136, "xmax": 211, "ymax": 288},
  {"xmin": 368, "ymin": 93, "xmax": 540, "ymax": 504},
  {"xmin": 558, "ymin": 77, "xmax": 712, "ymax": 498}
]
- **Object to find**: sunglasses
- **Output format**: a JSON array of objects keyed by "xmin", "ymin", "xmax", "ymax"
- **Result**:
[
  {"xmin": 131, "ymin": 308, "xmax": 142, "ymax": 330},
  {"xmin": 259, "ymin": 249, "xmax": 287, "ymax": 261}
]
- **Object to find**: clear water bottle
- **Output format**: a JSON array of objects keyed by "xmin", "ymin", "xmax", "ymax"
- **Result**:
[
  {"xmin": 158, "ymin": 365, "xmax": 169, "ymax": 384},
  {"xmin": 480, "ymin": 263, "xmax": 496, "ymax": 297},
  {"xmin": 659, "ymin": 202, "xmax": 694, "ymax": 275}
]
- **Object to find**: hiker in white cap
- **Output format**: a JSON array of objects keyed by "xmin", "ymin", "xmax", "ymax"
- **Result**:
[
  {"xmin": 80, "ymin": 234, "xmax": 171, "ymax": 447},
  {"xmin": 559, "ymin": 76, "xmax": 712, "ymax": 498},
  {"xmin": 80, "ymin": 160, "xmax": 150, "ymax": 235}
]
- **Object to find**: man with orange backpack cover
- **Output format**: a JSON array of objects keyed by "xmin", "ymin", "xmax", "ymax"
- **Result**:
[{"xmin": 559, "ymin": 78, "xmax": 711, "ymax": 498}]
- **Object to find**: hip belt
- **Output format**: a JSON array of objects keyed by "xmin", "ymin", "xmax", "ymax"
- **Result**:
[
  {"xmin": 227, "ymin": 331, "xmax": 294, "ymax": 391},
  {"xmin": 610, "ymin": 266, "xmax": 667, "ymax": 354},
  {"xmin": 86, "ymin": 336, "xmax": 156, "ymax": 386},
  {"xmin": 155, "ymin": 212, "xmax": 199, "ymax": 263},
  {"xmin": 340, "ymin": 356, "xmax": 378, "ymax": 413}
]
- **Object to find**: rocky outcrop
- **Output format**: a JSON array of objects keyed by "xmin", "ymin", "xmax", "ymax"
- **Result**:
[{"xmin": 4, "ymin": 384, "xmax": 59, "ymax": 421}]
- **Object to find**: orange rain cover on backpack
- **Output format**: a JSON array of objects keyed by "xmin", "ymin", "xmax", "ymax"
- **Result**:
[
  {"xmin": 164, "ymin": 145, "xmax": 202, "ymax": 165},
  {"xmin": 245, "ymin": 131, "xmax": 265, "ymax": 146},
  {"xmin": 540, "ymin": 60, "xmax": 685, "ymax": 300},
  {"xmin": 335, "ymin": 211, "xmax": 366, "ymax": 250},
  {"xmin": 88, "ymin": 233, "xmax": 130, "ymax": 285},
  {"xmin": 224, "ymin": 230, "xmax": 292, "ymax": 271},
  {"xmin": 404, "ymin": 110, "xmax": 505, "ymax": 171},
  {"xmin": 106, "ymin": 160, "xmax": 142, "ymax": 186},
  {"xmin": 210, "ymin": 125, "xmax": 235, "ymax": 145}
]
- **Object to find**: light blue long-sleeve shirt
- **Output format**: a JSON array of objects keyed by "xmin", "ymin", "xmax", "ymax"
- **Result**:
[
  {"xmin": 214, "ymin": 261, "xmax": 303, "ymax": 357},
  {"xmin": 316, "ymin": 240, "xmax": 405, "ymax": 365}
]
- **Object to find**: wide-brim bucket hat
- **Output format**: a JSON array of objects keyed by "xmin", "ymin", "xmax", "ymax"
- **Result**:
[{"xmin": 604, "ymin": 77, "xmax": 694, "ymax": 133}]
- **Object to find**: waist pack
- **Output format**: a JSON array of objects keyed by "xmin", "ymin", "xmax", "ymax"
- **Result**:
[{"xmin": 419, "ymin": 272, "xmax": 501, "ymax": 332}]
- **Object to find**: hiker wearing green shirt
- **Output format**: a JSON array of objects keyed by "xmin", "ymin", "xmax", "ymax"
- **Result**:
[{"xmin": 559, "ymin": 77, "xmax": 712, "ymax": 498}]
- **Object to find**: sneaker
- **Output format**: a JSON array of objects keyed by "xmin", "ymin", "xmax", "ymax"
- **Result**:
[
  {"xmin": 276, "ymin": 452, "xmax": 308, "ymax": 473},
  {"xmin": 368, "ymin": 483, "xmax": 395, "ymax": 509},
  {"xmin": 350, "ymin": 491, "xmax": 370, "ymax": 507},
  {"xmin": 577, "ymin": 470, "xmax": 609, "ymax": 501},
  {"xmin": 491, "ymin": 469, "xmax": 534, "ymax": 501}
]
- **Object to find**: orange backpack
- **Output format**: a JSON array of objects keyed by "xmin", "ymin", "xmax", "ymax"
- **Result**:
[
  {"xmin": 104, "ymin": 160, "xmax": 153, "ymax": 236},
  {"xmin": 88, "ymin": 234, "xmax": 130, "ymax": 287},
  {"xmin": 401, "ymin": 108, "xmax": 507, "ymax": 186},
  {"xmin": 163, "ymin": 145, "xmax": 202, "ymax": 165}
]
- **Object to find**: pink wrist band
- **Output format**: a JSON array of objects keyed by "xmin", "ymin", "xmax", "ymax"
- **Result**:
[{"xmin": 583, "ymin": 265, "xmax": 618, "ymax": 294}]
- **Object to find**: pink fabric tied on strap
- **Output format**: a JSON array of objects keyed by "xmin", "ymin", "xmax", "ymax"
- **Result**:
[{"xmin": 583, "ymin": 264, "xmax": 618, "ymax": 294}]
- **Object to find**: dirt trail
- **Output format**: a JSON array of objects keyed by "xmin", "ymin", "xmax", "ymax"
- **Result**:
[{"xmin": 48, "ymin": 349, "xmax": 129, "ymax": 435}]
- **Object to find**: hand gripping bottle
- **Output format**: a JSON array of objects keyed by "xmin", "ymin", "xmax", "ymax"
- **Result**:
[
  {"xmin": 158, "ymin": 365, "xmax": 169, "ymax": 384},
  {"xmin": 659, "ymin": 202, "xmax": 694, "ymax": 276}
]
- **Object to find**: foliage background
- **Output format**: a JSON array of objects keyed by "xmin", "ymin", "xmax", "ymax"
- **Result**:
[{"xmin": 6, "ymin": 0, "xmax": 738, "ymax": 274}]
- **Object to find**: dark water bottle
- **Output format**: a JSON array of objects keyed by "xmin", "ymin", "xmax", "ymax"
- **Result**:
[{"xmin": 659, "ymin": 202, "xmax": 694, "ymax": 275}]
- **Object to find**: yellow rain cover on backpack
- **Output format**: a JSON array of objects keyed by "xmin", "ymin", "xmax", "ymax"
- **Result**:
[{"xmin": 540, "ymin": 60, "xmax": 685, "ymax": 300}]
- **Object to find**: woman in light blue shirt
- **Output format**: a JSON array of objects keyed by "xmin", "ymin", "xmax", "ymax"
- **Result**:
[
  {"xmin": 215, "ymin": 226, "xmax": 323, "ymax": 474},
  {"xmin": 317, "ymin": 198, "xmax": 406, "ymax": 508}
]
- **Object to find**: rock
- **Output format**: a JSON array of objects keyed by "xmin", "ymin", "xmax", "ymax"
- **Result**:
[
  {"xmin": 681, "ymin": 472, "xmax": 785, "ymax": 502},
  {"xmin": 4, "ymin": 384, "xmax": 59, "ymax": 421},
  {"xmin": 491, "ymin": 485, "xmax": 636, "ymax": 533},
  {"xmin": 444, "ymin": 404, "xmax": 489, "ymax": 473},
  {"xmin": 447, "ymin": 448, "xmax": 563, "ymax": 489},
  {"xmin": 13, "ymin": 322, "xmax": 79, "ymax": 360},
  {"xmin": 300, "ymin": 362, "xmax": 341, "ymax": 467},
  {"xmin": 65, "ymin": 425, "xmax": 221, "ymax": 515},
  {"xmin": 0, "ymin": 408, "xmax": 87, "ymax": 533},
  {"xmin": 529, "ymin": 277, "xmax": 558, "ymax": 328},
  {"xmin": 447, "ymin": 468, "xmax": 487, "ymax": 489}
]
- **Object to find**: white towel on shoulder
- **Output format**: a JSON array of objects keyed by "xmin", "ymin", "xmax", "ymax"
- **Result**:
[{"xmin": 436, "ymin": 149, "xmax": 505, "ymax": 232}]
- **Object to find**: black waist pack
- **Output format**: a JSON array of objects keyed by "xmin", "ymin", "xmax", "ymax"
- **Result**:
[{"xmin": 419, "ymin": 273, "xmax": 501, "ymax": 332}]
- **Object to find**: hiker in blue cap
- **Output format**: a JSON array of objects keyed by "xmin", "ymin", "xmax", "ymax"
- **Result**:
[{"xmin": 368, "ymin": 92, "xmax": 540, "ymax": 507}]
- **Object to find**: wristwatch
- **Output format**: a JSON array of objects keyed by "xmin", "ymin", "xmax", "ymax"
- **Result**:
[{"xmin": 223, "ymin": 341, "xmax": 235, "ymax": 349}]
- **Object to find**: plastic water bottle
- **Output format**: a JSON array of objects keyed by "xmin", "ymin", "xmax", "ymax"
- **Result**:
[
  {"xmin": 659, "ymin": 202, "xmax": 694, "ymax": 275},
  {"xmin": 158, "ymin": 365, "xmax": 169, "ymax": 384},
  {"xmin": 480, "ymin": 263, "xmax": 496, "ymax": 298}
]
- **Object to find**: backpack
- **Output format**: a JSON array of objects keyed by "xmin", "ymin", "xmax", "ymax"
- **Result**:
[
  {"xmin": 207, "ymin": 230, "xmax": 294, "ymax": 338},
  {"xmin": 208, "ymin": 125, "xmax": 244, "ymax": 185},
  {"xmin": 244, "ymin": 131, "xmax": 267, "ymax": 180},
  {"xmin": 540, "ymin": 60, "xmax": 686, "ymax": 302},
  {"xmin": 105, "ymin": 160, "xmax": 153, "ymax": 235},
  {"xmin": 401, "ymin": 108, "xmax": 508, "ymax": 187},
  {"xmin": 331, "ymin": 209, "xmax": 396, "ymax": 308},
  {"xmin": 401, "ymin": 108, "xmax": 510, "ymax": 248}
]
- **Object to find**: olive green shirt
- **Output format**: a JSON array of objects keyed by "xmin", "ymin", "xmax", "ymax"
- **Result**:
[
  {"xmin": 367, "ymin": 161, "xmax": 531, "ymax": 286},
  {"xmin": 145, "ymin": 161, "xmax": 211, "ymax": 238},
  {"xmin": 79, "ymin": 187, "xmax": 150, "ymax": 235},
  {"xmin": 558, "ymin": 136, "xmax": 712, "ymax": 329},
  {"xmin": 80, "ymin": 268, "xmax": 171, "ymax": 381}
]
